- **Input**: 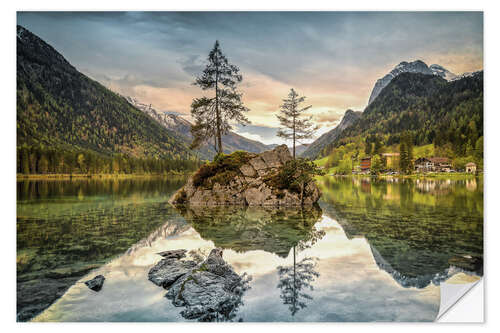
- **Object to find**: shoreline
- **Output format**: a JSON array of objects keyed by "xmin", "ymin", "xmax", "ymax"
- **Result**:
[{"xmin": 16, "ymin": 172, "xmax": 192, "ymax": 181}]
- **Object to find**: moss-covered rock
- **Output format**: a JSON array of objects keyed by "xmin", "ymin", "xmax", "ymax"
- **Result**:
[{"xmin": 169, "ymin": 145, "xmax": 321, "ymax": 207}]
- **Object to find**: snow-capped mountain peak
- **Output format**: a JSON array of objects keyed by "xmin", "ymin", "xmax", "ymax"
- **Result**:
[
  {"xmin": 429, "ymin": 64, "xmax": 458, "ymax": 81},
  {"xmin": 451, "ymin": 70, "xmax": 483, "ymax": 81},
  {"xmin": 368, "ymin": 60, "xmax": 457, "ymax": 105},
  {"xmin": 124, "ymin": 96, "xmax": 275, "ymax": 159},
  {"xmin": 124, "ymin": 96, "xmax": 193, "ymax": 137}
]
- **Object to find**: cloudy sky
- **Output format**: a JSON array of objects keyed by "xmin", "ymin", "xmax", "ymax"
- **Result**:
[{"xmin": 17, "ymin": 12, "xmax": 483, "ymax": 145}]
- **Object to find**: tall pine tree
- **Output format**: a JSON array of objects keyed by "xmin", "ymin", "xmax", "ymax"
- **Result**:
[{"xmin": 191, "ymin": 41, "xmax": 250, "ymax": 154}]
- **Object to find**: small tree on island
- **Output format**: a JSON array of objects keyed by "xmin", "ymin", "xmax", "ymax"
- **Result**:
[
  {"xmin": 190, "ymin": 41, "xmax": 250, "ymax": 154},
  {"xmin": 273, "ymin": 159, "xmax": 324, "ymax": 206},
  {"xmin": 276, "ymin": 89, "xmax": 318, "ymax": 159}
]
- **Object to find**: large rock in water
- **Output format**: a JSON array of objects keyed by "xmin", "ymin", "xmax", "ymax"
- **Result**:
[
  {"xmin": 169, "ymin": 145, "xmax": 321, "ymax": 206},
  {"xmin": 148, "ymin": 257, "xmax": 197, "ymax": 288},
  {"xmin": 148, "ymin": 248, "xmax": 251, "ymax": 321}
]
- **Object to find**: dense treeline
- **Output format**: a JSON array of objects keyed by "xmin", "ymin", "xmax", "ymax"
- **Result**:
[
  {"xmin": 17, "ymin": 146, "xmax": 201, "ymax": 175},
  {"xmin": 17, "ymin": 25, "xmax": 195, "ymax": 160}
]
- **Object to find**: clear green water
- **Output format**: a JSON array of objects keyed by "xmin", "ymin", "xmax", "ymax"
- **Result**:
[
  {"xmin": 318, "ymin": 177, "xmax": 483, "ymax": 284},
  {"xmin": 16, "ymin": 177, "xmax": 187, "ymax": 321},
  {"xmin": 17, "ymin": 176, "xmax": 483, "ymax": 322}
]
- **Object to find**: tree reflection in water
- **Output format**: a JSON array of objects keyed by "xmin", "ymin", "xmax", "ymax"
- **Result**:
[
  {"xmin": 276, "ymin": 214, "xmax": 324, "ymax": 317},
  {"xmin": 317, "ymin": 176, "xmax": 483, "ymax": 287},
  {"xmin": 277, "ymin": 248, "xmax": 319, "ymax": 316},
  {"xmin": 175, "ymin": 204, "xmax": 325, "ymax": 319}
]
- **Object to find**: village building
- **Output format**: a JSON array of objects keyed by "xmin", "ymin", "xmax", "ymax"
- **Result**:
[
  {"xmin": 466, "ymin": 162, "xmax": 477, "ymax": 173},
  {"xmin": 415, "ymin": 157, "xmax": 452, "ymax": 172},
  {"xmin": 360, "ymin": 157, "xmax": 371, "ymax": 173},
  {"xmin": 415, "ymin": 158, "xmax": 433, "ymax": 172}
]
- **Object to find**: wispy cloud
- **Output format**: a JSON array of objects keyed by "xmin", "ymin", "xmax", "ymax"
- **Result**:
[{"xmin": 18, "ymin": 11, "xmax": 483, "ymax": 141}]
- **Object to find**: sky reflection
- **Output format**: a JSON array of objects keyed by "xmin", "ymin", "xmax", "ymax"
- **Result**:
[{"xmin": 34, "ymin": 213, "xmax": 441, "ymax": 322}]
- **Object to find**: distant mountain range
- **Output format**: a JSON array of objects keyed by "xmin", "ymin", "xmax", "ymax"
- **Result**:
[
  {"xmin": 17, "ymin": 25, "xmax": 194, "ymax": 160},
  {"xmin": 293, "ymin": 144, "xmax": 310, "ymax": 156},
  {"xmin": 16, "ymin": 26, "xmax": 482, "ymax": 164},
  {"xmin": 124, "ymin": 96, "xmax": 275, "ymax": 159},
  {"xmin": 300, "ymin": 110, "xmax": 362, "ymax": 159},
  {"xmin": 125, "ymin": 97, "xmax": 193, "ymax": 136}
]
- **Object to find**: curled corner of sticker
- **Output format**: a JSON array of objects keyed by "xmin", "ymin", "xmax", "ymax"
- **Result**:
[{"xmin": 436, "ymin": 273, "xmax": 482, "ymax": 321}]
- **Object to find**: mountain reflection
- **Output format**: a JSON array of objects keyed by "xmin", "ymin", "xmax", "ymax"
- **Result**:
[
  {"xmin": 29, "ymin": 177, "xmax": 469, "ymax": 322},
  {"xmin": 175, "ymin": 204, "xmax": 324, "ymax": 258},
  {"xmin": 175, "ymin": 204, "xmax": 325, "ymax": 318},
  {"xmin": 318, "ymin": 176, "xmax": 483, "ymax": 288},
  {"xmin": 16, "ymin": 177, "xmax": 187, "ymax": 321}
]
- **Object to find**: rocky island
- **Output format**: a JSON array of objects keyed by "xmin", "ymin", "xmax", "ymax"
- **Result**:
[{"xmin": 169, "ymin": 145, "xmax": 321, "ymax": 206}]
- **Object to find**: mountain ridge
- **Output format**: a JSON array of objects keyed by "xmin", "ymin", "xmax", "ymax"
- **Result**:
[
  {"xmin": 124, "ymin": 96, "xmax": 275, "ymax": 159},
  {"xmin": 300, "ymin": 109, "xmax": 362, "ymax": 159},
  {"xmin": 17, "ymin": 25, "xmax": 195, "ymax": 160}
]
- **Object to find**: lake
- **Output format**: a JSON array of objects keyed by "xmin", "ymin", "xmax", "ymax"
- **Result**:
[{"xmin": 16, "ymin": 175, "xmax": 483, "ymax": 322}]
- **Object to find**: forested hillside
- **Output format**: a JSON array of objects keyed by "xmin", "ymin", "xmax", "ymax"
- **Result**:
[
  {"xmin": 331, "ymin": 72, "xmax": 483, "ymax": 157},
  {"xmin": 300, "ymin": 109, "xmax": 361, "ymax": 159},
  {"xmin": 17, "ymin": 25, "xmax": 196, "ymax": 172}
]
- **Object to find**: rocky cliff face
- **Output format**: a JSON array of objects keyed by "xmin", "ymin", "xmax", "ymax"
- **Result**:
[
  {"xmin": 170, "ymin": 145, "xmax": 321, "ymax": 207},
  {"xmin": 368, "ymin": 60, "xmax": 457, "ymax": 105}
]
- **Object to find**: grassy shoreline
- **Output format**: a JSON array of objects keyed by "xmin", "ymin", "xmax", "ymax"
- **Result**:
[
  {"xmin": 383, "ymin": 172, "xmax": 483, "ymax": 180},
  {"xmin": 319, "ymin": 172, "xmax": 482, "ymax": 180},
  {"xmin": 16, "ymin": 172, "xmax": 192, "ymax": 181}
]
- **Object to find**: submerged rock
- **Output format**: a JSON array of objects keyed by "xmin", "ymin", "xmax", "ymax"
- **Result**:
[
  {"xmin": 178, "ymin": 205, "xmax": 323, "ymax": 258},
  {"xmin": 84, "ymin": 275, "xmax": 105, "ymax": 291},
  {"xmin": 17, "ymin": 275, "xmax": 85, "ymax": 321},
  {"xmin": 148, "ymin": 258, "xmax": 197, "ymax": 288},
  {"xmin": 169, "ymin": 145, "xmax": 321, "ymax": 207},
  {"xmin": 157, "ymin": 249, "xmax": 187, "ymax": 259},
  {"xmin": 148, "ymin": 248, "xmax": 251, "ymax": 321}
]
